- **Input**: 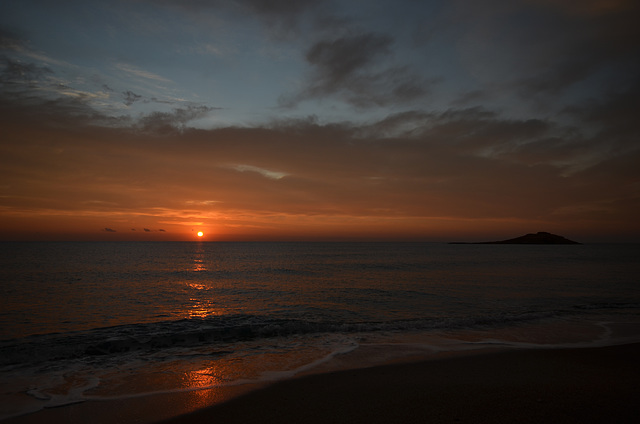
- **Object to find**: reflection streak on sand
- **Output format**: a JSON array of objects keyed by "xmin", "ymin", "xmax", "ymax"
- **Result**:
[
  {"xmin": 175, "ymin": 361, "xmax": 268, "ymax": 414},
  {"xmin": 181, "ymin": 367, "xmax": 224, "ymax": 409},
  {"xmin": 184, "ymin": 367, "xmax": 224, "ymax": 390}
]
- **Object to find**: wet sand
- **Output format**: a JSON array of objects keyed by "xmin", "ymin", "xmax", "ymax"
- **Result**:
[
  {"xmin": 158, "ymin": 343, "xmax": 640, "ymax": 424},
  {"xmin": 5, "ymin": 343, "xmax": 639, "ymax": 424}
]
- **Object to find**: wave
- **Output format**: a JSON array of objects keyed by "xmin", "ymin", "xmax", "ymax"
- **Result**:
[{"xmin": 4, "ymin": 302, "xmax": 636, "ymax": 368}]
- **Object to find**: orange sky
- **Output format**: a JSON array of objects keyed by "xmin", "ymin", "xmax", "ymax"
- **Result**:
[
  {"xmin": 2, "ymin": 110, "xmax": 638, "ymax": 242},
  {"xmin": 1, "ymin": 0, "xmax": 639, "ymax": 242}
]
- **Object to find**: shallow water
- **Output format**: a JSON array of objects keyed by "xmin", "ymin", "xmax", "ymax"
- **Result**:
[{"xmin": 1, "ymin": 242, "xmax": 639, "ymax": 420}]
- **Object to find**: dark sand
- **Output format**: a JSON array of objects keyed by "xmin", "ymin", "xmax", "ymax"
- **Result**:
[
  {"xmin": 5, "ymin": 343, "xmax": 639, "ymax": 424},
  {"xmin": 159, "ymin": 343, "xmax": 640, "ymax": 424}
]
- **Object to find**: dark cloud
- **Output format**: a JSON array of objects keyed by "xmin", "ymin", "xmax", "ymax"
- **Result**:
[
  {"xmin": 0, "ymin": 45, "xmax": 108, "ymax": 125},
  {"xmin": 152, "ymin": 0, "xmax": 326, "ymax": 39},
  {"xmin": 137, "ymin": 105, "xmax": 215, "ymax": 133},
  {"xmin": 0, "ymin": 30, "xmax": 53, "ymax": 90},
  {"xmin": 0, "ymin": 93, "xmax": 130, "ymax": 130},
  {"xmin": 562, "ymin": 82, "xmax": 640, "ymax": 158},
  {"xmin": 355, "ymin": 110, "xmax": 434, "ymax": 138},
  {"xmin": 239, "ymin": 0, "xmax": 325, "ymax": 36},
  {"xmin": 434, "ymin": 0, "xmax": 640, "ymax": 127},
  {"xmin": 104, "ymin": 228, "xmax": 116, "ymax": 232},
  {"xmin": 451, "ymin": 90, "xmax": 489, "ymax": 107},
  {"xmin": 125, "ymin": 90, "xmax": 207, "ymax": 108},
  {"xmin": 307, "ymin": 33, "xmax": 394, "ymax": 81},
  {"xmin": 123, "ymin": 90, "xmax": 142, "ymax": 106},
  {"xmin": 471, "ymin": 1, "xmax": 639, "ymax": 100},
  {"xmin": 0, "ymin": 29, "xmax": 27, "ymax": 51},
  {"xmin": 0, "ymin": 67, "xmax": 216, "ymax": 131},
  {"xmin": 143, "ymin": 228, "xmax": 151, "ymax": 232},
  {"xmin": 0, "ymin": 56, "xmax": 53, "ymax": 87},
  {"xmin": 149, "ymin": 97, "xmax": 182, "ymax": 105},
  {"xmin": 517, "ymin": 58, "xmax": 595, "ymax": 97},
  {"xmin": 240, "ymin": 0, "xmax": 322, "ymax": 15},
  {"xmin": 0, "ymin": 25, "xmax": 218, "ymax": 131},
  {"xmin": 283, "ymin": 32, "xmax": 432, "ymax": 108},
  {"xmin": 568, "ymin": 84, "xmax": 640, "ymax": 134},
  {"xmin": 154, "ymin": 0, "xmax": 322, "ymax": 15}
]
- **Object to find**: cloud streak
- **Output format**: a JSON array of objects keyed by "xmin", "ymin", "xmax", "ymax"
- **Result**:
[{"xmin": 115, "ymin": 63, "xmax": 172, "ymax": 84}]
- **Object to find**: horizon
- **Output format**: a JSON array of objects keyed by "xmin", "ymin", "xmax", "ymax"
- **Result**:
[
  {"xmin": 2, "ymin": 1, "xmax": 639, "ymax": 243},
  {"xmin": 0, "ymin": 231, "xmax": 636, "ymax": 244}
]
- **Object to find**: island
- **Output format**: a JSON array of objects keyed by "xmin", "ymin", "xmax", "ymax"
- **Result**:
[{"xmin": 451, "ymin": 232, "xmax": 581, "ymax": 244}]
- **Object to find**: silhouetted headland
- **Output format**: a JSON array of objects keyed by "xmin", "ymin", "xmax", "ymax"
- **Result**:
[{"xmin": 450, "ymin": 232, "xmax": 581, "ymax": 244}]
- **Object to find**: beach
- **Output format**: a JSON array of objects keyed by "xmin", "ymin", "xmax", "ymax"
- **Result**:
[
  {"xmin": 2, "ymin": 242, "xmax": 639, "ymax": 423},
  {"xmin": 159, "ymin": 342, "xmax": 640, "ymax": 424},
  {"xmin": 5, "ymin": 342, "xmax": 639, "ymax": 424}
]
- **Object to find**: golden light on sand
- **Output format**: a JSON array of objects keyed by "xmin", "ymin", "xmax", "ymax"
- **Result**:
[{"xmin": 197, "ymin": 231, "xmax": 204, "ymax": 237}]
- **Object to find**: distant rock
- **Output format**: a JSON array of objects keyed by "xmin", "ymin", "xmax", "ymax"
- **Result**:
[{"xmin": 451, "ymin": 232, "xmax": 581, "ymax": 245}]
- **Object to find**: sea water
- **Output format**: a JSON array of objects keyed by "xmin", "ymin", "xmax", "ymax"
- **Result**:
[{"xmin": 1, "ymin": 242, "xmax": 639, "ymax": 420}]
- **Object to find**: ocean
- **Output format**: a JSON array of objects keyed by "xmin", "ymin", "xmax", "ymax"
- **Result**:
[{"xmin": 1, "ymin": 241, "xmax": 639, "ymax": 421}]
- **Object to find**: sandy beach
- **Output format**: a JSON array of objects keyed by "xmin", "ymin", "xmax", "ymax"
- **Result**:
[
  {"xmin": 6, "ymin": 342, "xmax": 638, "ymax": 424},
  {"xmin": 157, "ymin": 343, "xmax": 640, "ymax": 424}
]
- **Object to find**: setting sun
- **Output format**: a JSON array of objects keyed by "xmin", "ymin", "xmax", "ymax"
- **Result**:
[{"xmin": 197, "ymin": 231, "xmax": 204, "ymax": 237}]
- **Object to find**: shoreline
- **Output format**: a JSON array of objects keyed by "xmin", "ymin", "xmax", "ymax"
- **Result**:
[
  {"xmin": 4, "ymin": 342, "xmax": 639, "ymax": 424},
  {"xmin": 159, "ymin": 342, "xmax": 640, "ymax": 424}
]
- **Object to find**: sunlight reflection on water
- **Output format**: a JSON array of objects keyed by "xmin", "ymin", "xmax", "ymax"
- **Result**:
[
  {"xmin": 192, "ymin": 243, "xmax": 206, "ymax": 272},
  {"xmin": 184, "ymin": 282, "xmax": 220, "ymax": 318}
]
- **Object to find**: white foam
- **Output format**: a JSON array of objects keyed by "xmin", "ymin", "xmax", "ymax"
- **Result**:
[
  {"xmin": 259, "ymin": 340, "xmax": 360, "ymax": 381},
  {"xmin": 77, "ymin": 335, "xmax": 360, "ymax": 402}
]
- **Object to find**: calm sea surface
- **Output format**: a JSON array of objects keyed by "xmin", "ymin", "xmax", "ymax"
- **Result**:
[{"xmin": 1, "ymin": 242, "xmax": 639, "ymax": 420}]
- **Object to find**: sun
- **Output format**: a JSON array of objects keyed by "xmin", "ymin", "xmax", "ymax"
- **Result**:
[{"xmin": 197, "ymin": 231, "xmax": 204, "ymax": 238}]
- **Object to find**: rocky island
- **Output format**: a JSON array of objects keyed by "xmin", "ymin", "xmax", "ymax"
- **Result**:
[{"xmin": 451, "ymin": 232, "xmax": 581, "ymax": 244}]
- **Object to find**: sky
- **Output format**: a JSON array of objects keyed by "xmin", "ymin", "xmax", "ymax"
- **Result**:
[{"xmin": 1, "ymin": 0, "xmax": 639, "ymax": 242}]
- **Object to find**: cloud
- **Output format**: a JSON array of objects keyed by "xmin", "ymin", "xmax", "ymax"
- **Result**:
[
  {"xmin": 115, "ymin": 63, "xmax": 171, "ymax": 83},
  {"xmin": 240, "ymin": 0, "xmax": 323, "ymax": 16},
  {"xmin": 104, "ymin": 228, "xmax": 117, "ymax": 232},
  {"xmin": 1, "ymin": 102, "xmax": 638, "ymax": 239},
  {"xmin": 0, "ymin": 34, "xmax": 114, "ymax": 120},
  {"xmin": 0, "ymin": 29, "xmax": 27, "ymax": 52},
  {"xmin": 232, "ymin": 164, "xmax": 288, "ymax": 180},
  {"xmin": 123, "ymin": 90, "xmax": 213, "ymax": 109},
  {"xmin": 450, "ymin": 0, "xmax": 640, "ymax": 105},
  {"xmin": 0, "ymin": 56, "xmax": 53, "ymax": 87},
  {"xmin": 0, "ymin": 60, "xmax": 215, "ymax": 132},
  {"xmin": 123, "ymin": 90, "xmax": 142, "ymax": 106},
  {"xmin": 137, "ymin": 105, "xmax": 216, "ymax": 133},
  {"xmin": 561, "ymin": 82, "xmax": 640, "ymax": 161},
  {"xmin": 1, "ymin": 27, "xmax": 218, "ymax": 125},
  {"xmin": 1, "ymin": 1, "xmax": 638, "ymax": 240},
  {"xmin": 0, "ymin": 59, "xmax": 110, "ymax": 113},
  {"xmin": 239, "ymin": 0, "xmax": 326, "ymax": 37},
  {"xmin": 306, "ymin": 32, "xmax": 392, "ymax": 86},
  {"xmin": 238, "ymin": 0, "xmax": 366, "ymax": 45},
  {"xmin": 525, "ymin": 0, "xmax": 637, "ymax": 18},
  {"xmin": 154, "ymin": 0, "xmax": 326, "ymax": 38},
  {"xmin": 282, "ymin": 32, "xmax": 432, "ymax": 108}
]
